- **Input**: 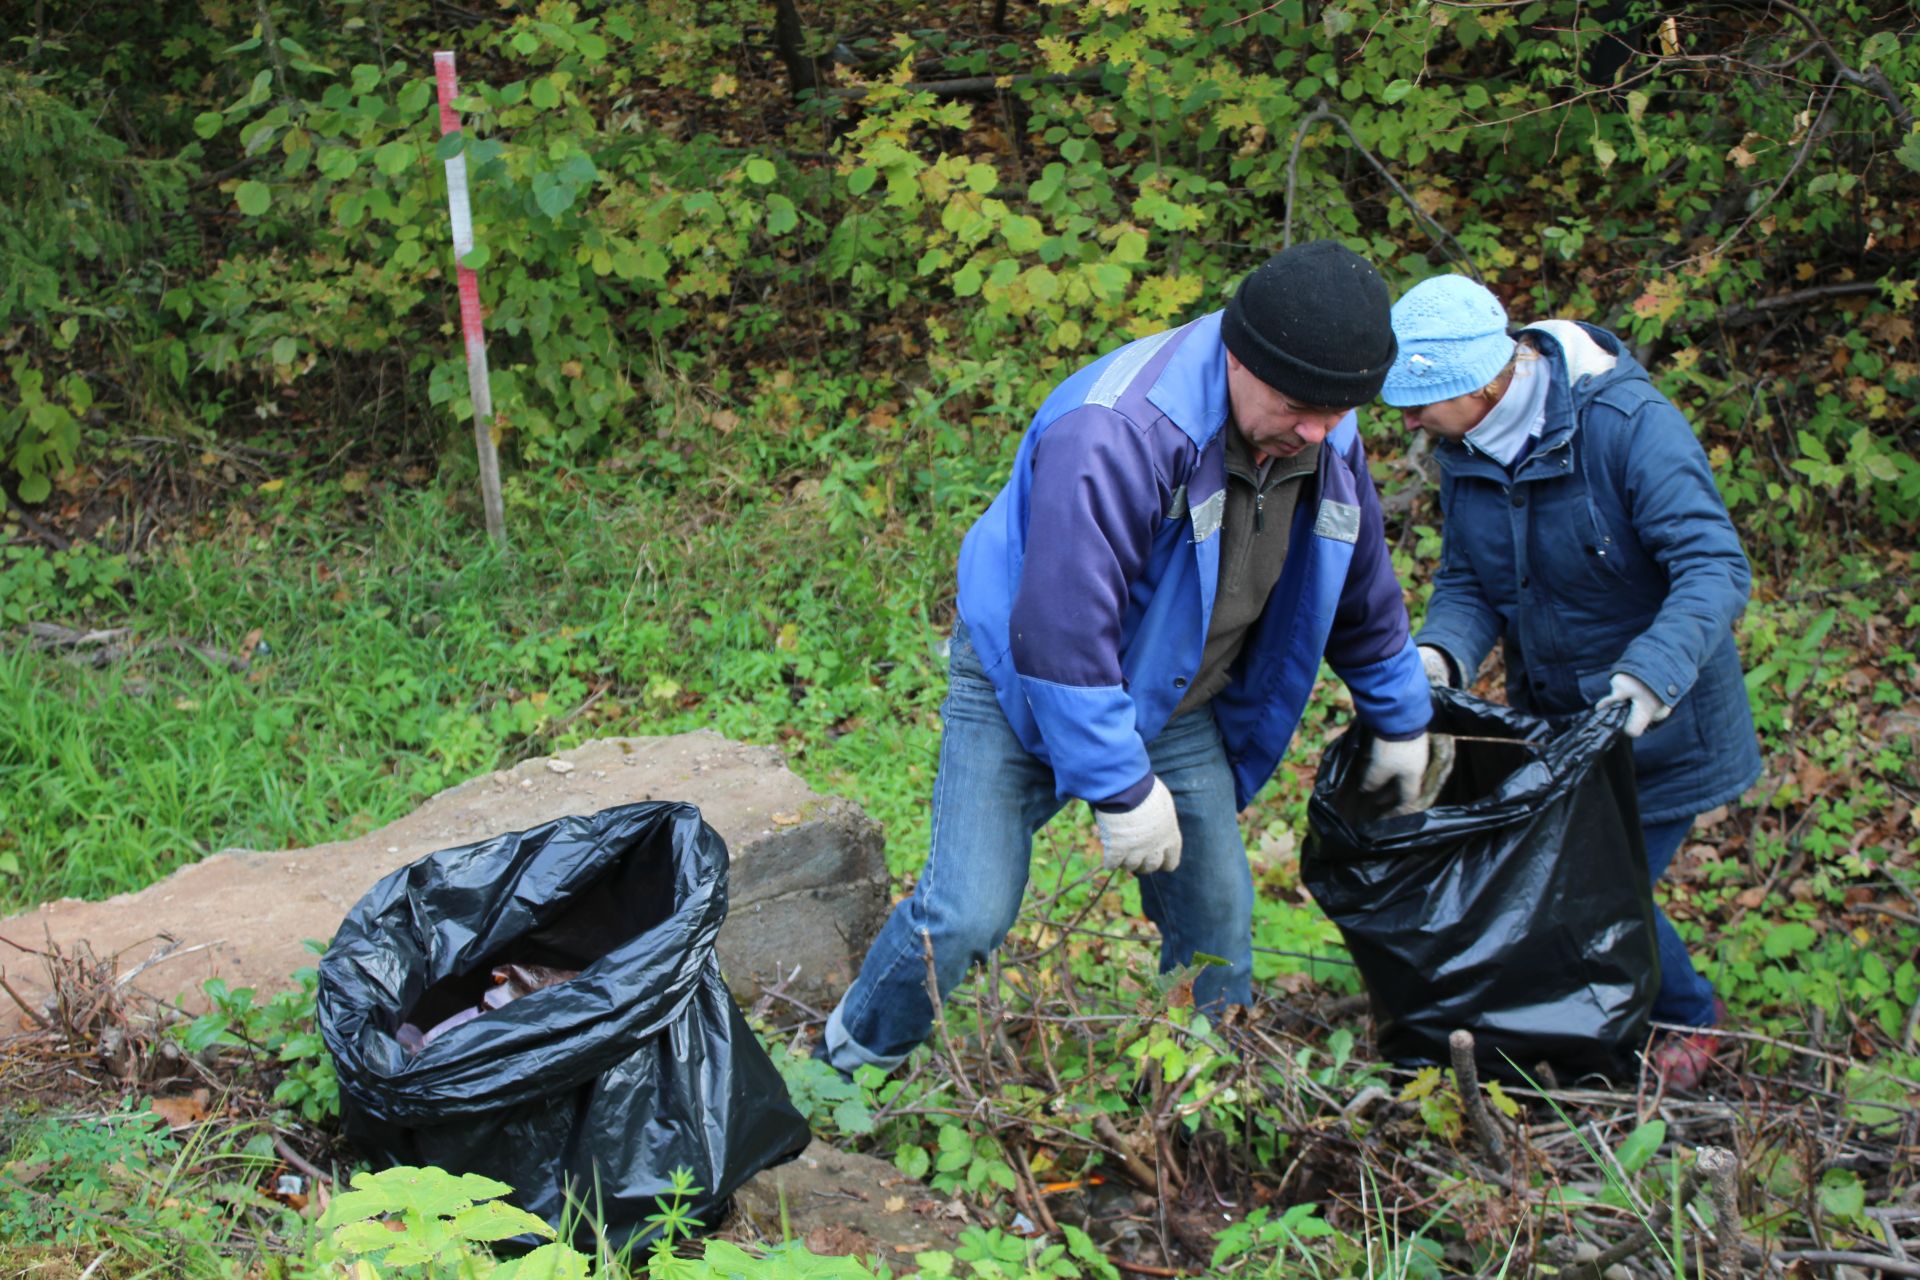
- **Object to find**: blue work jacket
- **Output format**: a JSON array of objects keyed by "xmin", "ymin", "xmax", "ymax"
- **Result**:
[
  {"xmin": 1415, "ymin": 323, "xmax": 1762, "ymax": 822},
  {"xmin": 957, "ymin": 311, "xmax": 1430, "ymax": 811}
]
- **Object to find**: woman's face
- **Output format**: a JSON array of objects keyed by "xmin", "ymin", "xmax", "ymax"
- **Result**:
[{"xmin": 1400, "ymin": 391, "xmax": 1495, "ymax": 441}]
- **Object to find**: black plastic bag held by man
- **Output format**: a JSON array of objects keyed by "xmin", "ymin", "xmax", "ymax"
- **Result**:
[{"xmin": 1304, "ymin": 688, "xmax": 1658, "ymax": 1085}]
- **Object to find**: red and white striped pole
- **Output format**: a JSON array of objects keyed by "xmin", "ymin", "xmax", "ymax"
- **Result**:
[{"xmin": 433, "ymin": 50, "xmax": 506, "ymax": 546}]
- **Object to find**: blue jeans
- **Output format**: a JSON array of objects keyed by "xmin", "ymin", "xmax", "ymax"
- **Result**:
[
  {"xmin": 1642, "ymin": 816, "xmax": 1719, "ymax": 1028},
  {"xmin": 823, "ymin": 624, "xmax": 1255, "ymax": 1073}
]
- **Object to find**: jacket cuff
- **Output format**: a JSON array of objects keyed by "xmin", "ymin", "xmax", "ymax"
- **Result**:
[
  {"xmin": 1373, "ymin": 725, "xmax": 1429, "ymax": 742},
  {"xmin": 1615, "ymin": 651, "xmax": 1691, "ymax": 707},
  {"xmin": 1412, "ymin": 629, "xmax": 1483, "ymax": 694},
  {"xmin": 1336, "ymin": 643, "xmax": 1433, "ymax": 739},
  {"xmin": 1092, "ymin": 773, "xmax": 1154, "ymax": 813}
]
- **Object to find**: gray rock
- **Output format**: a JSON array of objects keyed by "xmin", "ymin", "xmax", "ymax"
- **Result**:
[{"xmin": 0, "ymin": 731, "xmax": 888, "ymax": 1014}]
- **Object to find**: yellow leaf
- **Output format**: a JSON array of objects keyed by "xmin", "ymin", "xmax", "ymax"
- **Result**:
[
  {"xmin": 1398, "ymin": 1065, "xmax": 1443, "ymax": 1102},
  {"xmin": 258, "ymin": 478, "xmax": 285, "ymax": 493},
  {"xmin": 1657, "ymin": 15, "xmax": 1680, "ymax": 55},
  {"xmin": 709, "ymin": 72, "xmax": 738, "ymax": 99}
]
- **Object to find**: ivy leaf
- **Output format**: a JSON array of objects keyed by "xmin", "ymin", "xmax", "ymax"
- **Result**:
[
  {"xmin": 193, "ymin": 112, "xmax": 224, "ymax": 140},
  {"xmin": 529, "ymin": 77, "xmax": 560, "ymax": 111},
  {"xmin": 764, "ymin": 193, "xmax": 798, "ymax": 235},
  {"xmin": 494, "ymin": 1244, "xmax": 593, "ymax": 1280},
  {"xmin": 460, "ymin": 244, "xmax": 490, "ymax": 270},
  {"xmin": 317, "ymin": 148, "xmax": 358, "ymax": 181},
  {"xmin": 965, "ymin": 162, "xmax": 999, "ymax": 194},
  {"xmin": 448, "ymin": 1200, "xmax": 554, "ymax": 1244},
  {"xmin": 374, "ymin": 141, "xmax": 414, "ymax": 176},
  {"xmin": 396, "ymin": 79, "xmax": 432, "ymax": 116},
  {"xmin": 16, "ymin": 473, "xmax": 50, "ymax": 504},
  {"xmin": 434, "ymin": 132, "xmax": 465, "ymax": 163},
  {"xmin": 533, "ymin": 175, "xmax": 574, "ymax": 219},
  {"xmin": 1763, "ymin": 921, "xmax": 1817, "ymax": 959},
  {"xmin": 1614, "ymin": 1120, "xmax": 1665, "ymax": 1173},
  {"xmin": 511, "ymin": 30, "xmax": 541, "ymax": 55},
  {"xmin": 1819, "ymin": 1169, "xmax": 1867, "ymax": 1222},
  {"xmin": 744, "ymin": 157, "xmax": 777, "ymax": 185},
  {"xmin": 895, "ymin": 1144, "xmax": 930, "ymax": 1180},
  {"xmin": 235, "ymin": 181, "xmax": 272, "ymax": 216},
  {"xmin": 1383, "ymin": 79, "xmax": 1415, "ymax": 104},
  {"xmin": 1897, "ymin": 130, "xmax": 1920, "ymax": 176}
]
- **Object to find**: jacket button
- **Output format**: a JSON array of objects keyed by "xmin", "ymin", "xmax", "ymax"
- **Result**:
[
  {"xmin": 1667, "ymin": 683, "xmax": 1678, "ymax": 696},
  {"xmin": 1511, "ymin": 492, "xmax": 1527, "ymax": 508},
  {"xmin": 1520, "ymin": 576, "xmax": 1530, "ymax": 588},
  {"xmin": 1173, "ymin": 677, "xmax": 1187, "ymax": 688}
]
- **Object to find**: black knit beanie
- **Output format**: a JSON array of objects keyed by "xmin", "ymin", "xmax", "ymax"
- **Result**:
[{"xmin": 1220, "ymin": 241, "xmax": 1397, "ymax": 407}]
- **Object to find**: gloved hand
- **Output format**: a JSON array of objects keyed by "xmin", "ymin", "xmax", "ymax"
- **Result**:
[
  {"xmin": 1095, "ymin": 776, "xmax": 1183, "ymax": 875},
  {"xmin": 1418, "ymin": 645, "xmax": 1455, "ymax": 687},
  {"xmin": 1595, "ymin": 671, "xmax": 1672, "ymax": 738},
  {"xmin": 1360, "ymin": 732, "xmax": 1431, "ymax": 816}
]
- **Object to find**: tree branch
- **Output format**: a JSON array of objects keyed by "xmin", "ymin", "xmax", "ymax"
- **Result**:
[
  {"xmin": 771, "ymin": 0, "xmax": 819, "ymax": 99},
  {"xmin": 1712, "ymin": 280, "xmax": 1881, "ymax": 328},
  {"xmin": 1283, "ymin": 99, "xmax": 1484, "ymax": 282},
  {"xmin": 1735, "ymin": 0, "xmax": 1915, "ymax": 135},
  {"xmin": 1708, "ymin": 79, "xmax": 1838, "ymax": 261}
]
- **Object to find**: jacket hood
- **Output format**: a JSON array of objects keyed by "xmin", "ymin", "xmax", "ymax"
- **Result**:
[{"xmin": 1518, "ymin": 320, "xmax": 1644, "ymax": 447}]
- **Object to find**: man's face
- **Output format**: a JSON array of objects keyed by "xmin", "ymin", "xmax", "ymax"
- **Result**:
[
  {"xmin": 1399, "ymin": 391, "xmax": 1492, "ymax": 441},
  {"xmin": 1225, "ymin": 352, "xmax": 1352, "ymax": 462}
]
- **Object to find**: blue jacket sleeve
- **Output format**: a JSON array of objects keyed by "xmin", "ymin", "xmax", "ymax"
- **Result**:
[
  {"xmin": 1007, "ymin": 405, "xmax": 1171, "ymax": 805},
  {"xmin": 1414, "ymin": 468, "xmax": 1506, "ymax": 688},
  {"xmin": 1604, "ymin": 397, "xmax": 1752, "ymax": 706},
  {"xmin": 1325, "ymin": 432, "xmax": 1432, "ymax": 740}
]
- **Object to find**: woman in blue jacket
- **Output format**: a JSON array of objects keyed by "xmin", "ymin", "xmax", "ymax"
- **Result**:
[{"xmin": 1383, "ymin": 275, "xmax": 1762, "ymax": 1091}]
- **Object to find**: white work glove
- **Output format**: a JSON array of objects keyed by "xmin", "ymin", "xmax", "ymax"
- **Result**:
[
  {"xmin": 1418, "ymin": 645, "xmax": 1455, "ymax": 687},
  {"xmin": 1094, "ymin": 776, "xmax": 1183, "ymax": 875},
  {"xmin": 1595, "ymin": 671, "xmax": 1673, "ymax": 739},
  {"xmin": 1360, "ymin": 733, "xmax": 1431, "ymax": 816}
]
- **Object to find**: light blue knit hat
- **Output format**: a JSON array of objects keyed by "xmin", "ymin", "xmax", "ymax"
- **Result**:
[{"xmin": 1380, "ymin": 275, "xmax": 1517, "ymax": 407}]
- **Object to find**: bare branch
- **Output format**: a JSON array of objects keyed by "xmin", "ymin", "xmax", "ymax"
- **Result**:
[
  {"xmin": 1283, "ymin": 99, "xmax": 1484, "ymax": 282},
  {"xmin": 1735, "ymin": 0, "xmax": 1915, "ymax": 134}
]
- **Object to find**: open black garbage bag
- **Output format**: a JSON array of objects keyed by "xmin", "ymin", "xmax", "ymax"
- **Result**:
[
  {"xmin": 1303, "ymin": 688, "xmax": 1659, "ymax": 1084},
  {"xmin": 317, "ymin": 801, "xmax": 811, "ymax": 1250}
]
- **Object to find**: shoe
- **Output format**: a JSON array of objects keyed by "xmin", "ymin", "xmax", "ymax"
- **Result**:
[{"xmin": 1651, "ymin": 999, "xmax": 1730, "ymax": 1091}]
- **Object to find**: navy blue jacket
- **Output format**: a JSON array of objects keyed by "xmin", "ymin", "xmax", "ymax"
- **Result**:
[
  {"xmin": 957, "ymin": 312, "xmax": 1430, "ymax": 811},
  {"xmin": 1415, "ymin": 322, "xmax": 1762, "ymax": 822}
]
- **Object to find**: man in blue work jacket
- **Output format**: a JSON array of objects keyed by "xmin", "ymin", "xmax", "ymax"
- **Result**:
[{"xmin": 818, "ymin": 241, "xmax": 1435, "ymax": 1076}]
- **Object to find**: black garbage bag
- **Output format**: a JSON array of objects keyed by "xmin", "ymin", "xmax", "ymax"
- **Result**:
[
  {"xmin": 317, "ymin": 801, "xmax": 811, "ymax": 1250},
  {"xmin": 1302, "ymin": 688, "xmax": 1659, "ymax": 1084}
]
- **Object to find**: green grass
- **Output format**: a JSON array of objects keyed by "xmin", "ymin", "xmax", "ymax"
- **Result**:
[{"xmin": 0, "ymin": 452, "xmax": 962, "ymax": 912}]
